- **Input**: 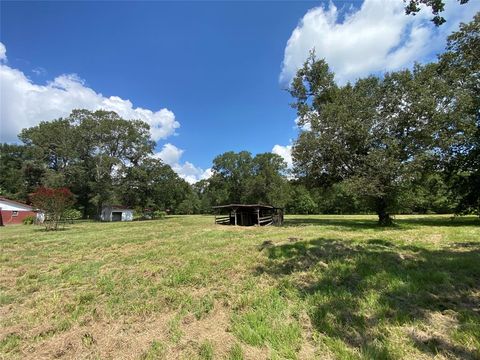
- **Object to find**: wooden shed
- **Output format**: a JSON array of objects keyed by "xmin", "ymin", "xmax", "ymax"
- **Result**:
[{"xmin": 213, "ymin": 204, "xmax": 284, "ymax": 226}]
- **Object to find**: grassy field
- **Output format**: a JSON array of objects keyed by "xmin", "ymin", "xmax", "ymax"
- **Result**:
[{"xmin": 1, "ymin": 215, "xmax": 479, "ymax": 360}]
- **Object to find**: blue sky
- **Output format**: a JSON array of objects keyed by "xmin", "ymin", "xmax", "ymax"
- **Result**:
[{"xmin": 1, "ymin": 1, "xmax": 478, "ymax": 182}]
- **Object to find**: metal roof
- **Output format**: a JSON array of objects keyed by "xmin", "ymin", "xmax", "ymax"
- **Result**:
[
  {"xmin": 212, "ymin": 204, "xmax": 275, "ymax": 209},
  {"xmin": 0, "ymin": 197, "xmax": 34, "ymax": 210}
]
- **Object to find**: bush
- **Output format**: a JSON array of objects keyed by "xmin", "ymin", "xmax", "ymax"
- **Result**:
[
  {"xmin": 30, "ymin": 187, "xmax": 75, "ymax": 230},
  {"xmin": 22, "ymin": 215, "xmax": 35, "ymax": 225},
  {"xmin": 154, "ymin": 210, "xmax": 167, "ymax": 219},
  {"xmin": 63, "ymin": 208, "xmax": 82, "ymax": 220}
]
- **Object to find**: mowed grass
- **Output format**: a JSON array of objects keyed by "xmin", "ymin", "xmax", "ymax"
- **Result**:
[{"xmin": 0, "ymin": 215, "xmax": 479, "ymax": 359}]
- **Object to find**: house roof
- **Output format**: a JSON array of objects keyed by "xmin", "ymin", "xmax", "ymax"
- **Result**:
[{"xmin": 0, "ymin": 197, "xmax": 34, "ymax": 210}]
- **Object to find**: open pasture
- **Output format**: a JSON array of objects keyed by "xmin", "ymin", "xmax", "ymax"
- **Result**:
[{"xmin": 1, "ymin": 215, "xmax": 479, "ymax": 359}]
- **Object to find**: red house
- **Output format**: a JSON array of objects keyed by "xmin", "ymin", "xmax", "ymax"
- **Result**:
[{"xmin": 0, "ymin": 197, "xmax": 38, "ymax": 226}]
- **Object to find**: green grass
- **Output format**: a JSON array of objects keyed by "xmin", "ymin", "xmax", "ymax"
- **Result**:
[{"xmin": 1, "ymin": 214, "xmax": 479, "ymax": 359}]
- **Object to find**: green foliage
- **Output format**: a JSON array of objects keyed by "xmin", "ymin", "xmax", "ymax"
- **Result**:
[
  {"xmin": 315, "ymin": 182, "xmax": 369, "ymax": 215},
  {"xmin": 206, "ymin": 151, "xmax": 291, "ymax": 208},
  {"xmin": 290, "ymin": 56, "xmax": 424, "ymax": 223},
  {"xmin": 176, "ymin": 191, "xmax": 201, "ymax": 215},
  {"xmin": 30, "ymin": 187, "xmax": 75, "ymax": 230},
  {"xmin": 19, "ymin": 110, "xmax": 154, "ymax": 218},
  {"xmin": 63, "ymin": 208, "xmax": 82, "ymax": 220},
  {"xmin": 22, "ymin": 215, "xmax": 35, "ymax": 225},
  {"xmin": 289, "ymin": 14, "xmax": 478, "ymax": 223},
  {"xmin": 154, "ymin": 210, "xmax": 167, "ymax": 219},
  {"xmin": 0, "ymin": 144, "xmax": 42, "ymax": 200},
  {"xmin": 405, "ymin": 0, "xmax": 469, "ymax": 26},
  {"xmin": 438, "ymin": 13, "xmax": 480, "ymax": 216},
  {"xmin": 286, "ymin": 185, "xmax": 317, "ymax": 214},
  {"xmin": 120, "ymin": 157, "xmax": 191, "ymax": 213}
]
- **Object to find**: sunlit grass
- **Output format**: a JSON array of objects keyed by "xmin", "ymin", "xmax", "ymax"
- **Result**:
[{"xmin": 1, "ymin": 214, "xmax": 479, "ymax": 359}]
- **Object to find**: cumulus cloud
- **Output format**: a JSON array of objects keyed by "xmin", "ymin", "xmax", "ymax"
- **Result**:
[
  {"xmin": 0, "ymin": 42, "xmax": 179, "ymax": 143},
  {"xmin": 172, "ymin": 163, "xmax": 212, "ymax": 185},
  {"xmin": 154, "ymin": 143, "xmax": 184, "ymax": 165},
  {"xmin": 154, "ymin": 143, "xmax": 212, "ymax": 184},
  {"xmin": 272, "ymin": 144, "xmax": 293, "ymax": 169},
  {"xmin": 0, "ymin": 43, "xmax": 6, "ymax": 62},
  {"xmin": 280, "ymin": 0, "xmax": 480, "ymax": 84}
]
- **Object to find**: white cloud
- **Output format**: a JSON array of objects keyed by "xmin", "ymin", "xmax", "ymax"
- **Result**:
[
  {"xmin": 280, "ymin": 0, "xmax": 480, "ymax": 84},
  {"xmin": 172, "ymin": 162, "xmax": 212, "ymax": 185},
  {"xmin": 152, "ymin": 142, "xmax": 184, "ymax": 165},
  {"xmin": 272, "ymin": 144, "xmax": 293, "ymax": 169},
  {"xmin": 154, "ymin": 143, "xmax": 212, "ymax": 184},
  {"xmin": 0, "ymin": 43, "xmax": 6, "ymax": 62},
  {"xmin": 0, "ymin": 42, "xmax": 180, "ymax": 143},
  {"xmin": 294, "ymin": 116, "xmax": 311, "ymax": 131}
]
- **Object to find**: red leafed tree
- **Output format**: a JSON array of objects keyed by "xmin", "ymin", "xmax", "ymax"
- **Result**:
[{"xmin": 30, "ymin": 187, "xmax": 75, "ymax": 230}]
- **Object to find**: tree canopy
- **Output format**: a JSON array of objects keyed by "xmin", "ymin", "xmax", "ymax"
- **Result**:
[{"xmin": 289, "ymin": 13, "xmax": 479, "ymax": 224}]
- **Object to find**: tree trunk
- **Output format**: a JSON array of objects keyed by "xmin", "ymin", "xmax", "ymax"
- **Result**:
[
  {"xmin": 377, "ymin": 210, "xmax": 393, "ymax": 226},
  {"xmin": 376, "ymin": 198, "xmax": 393, "ymax": 226}
]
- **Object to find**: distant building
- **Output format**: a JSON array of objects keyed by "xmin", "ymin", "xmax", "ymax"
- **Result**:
[
  {"xmin": 213, "ymin": 204, "xmax": 284, "ymax": 226},
  {"xmin": 0, "ymin": 197, "xmax": 40, "ymax": 225},
  {"xmin": 100, "ymin": 205, "xmax": 134, "ymax": 222}
]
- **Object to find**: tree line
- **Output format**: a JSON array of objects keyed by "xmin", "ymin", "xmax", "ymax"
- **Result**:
[{"xmin": 0, "ymin": 14, "xmax": 478, "ymax": 224}]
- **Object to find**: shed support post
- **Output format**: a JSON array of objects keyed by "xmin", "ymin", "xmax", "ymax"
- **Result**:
[
  {"xmin": 256, "ymin": 208, "xmax": 260, "ymax": 226},
  {"xmin": 234, "ymin": 209, "xmax": 237, "ymax": 226}
]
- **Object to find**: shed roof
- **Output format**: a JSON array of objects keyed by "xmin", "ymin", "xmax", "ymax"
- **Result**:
[
  {"xmin": 212, "ymin": 204, "xmax": 275, "ymax": 210},
  {"xmin": 103, "ymin": 205, "xmax": 133, "ymax": 210}
]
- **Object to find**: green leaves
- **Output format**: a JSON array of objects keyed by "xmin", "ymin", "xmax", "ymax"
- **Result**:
[
  {"xmin": 289, "ymin": 14, "xmax": 480, "ymax": 221},
  {"xmin": 208, "ymin": 151, "xmax": 290, "ymax": 207}
]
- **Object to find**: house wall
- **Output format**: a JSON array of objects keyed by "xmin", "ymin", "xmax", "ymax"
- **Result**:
[
  {"xmin": 0, "ymin": 210, "xmax": 37, "ymax": 225},
  {"xmin": 0, "ymin": 199, "xmax": 37, "ymax": 225}
]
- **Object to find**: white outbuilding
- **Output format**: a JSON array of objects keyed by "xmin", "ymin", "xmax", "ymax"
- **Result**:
[{"xmin": 100, "ymin": 205, "xmax": 134, "ymax": 222}]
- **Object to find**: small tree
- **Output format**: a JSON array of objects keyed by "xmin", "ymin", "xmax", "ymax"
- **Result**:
[{"xmin": 30, "ymin": 187, "xmax": 75, "ymax": 230}]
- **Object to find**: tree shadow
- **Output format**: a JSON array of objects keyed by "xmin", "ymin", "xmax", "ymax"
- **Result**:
[
  {"xmin": 283, "ymin": 216, "xmax": 480, "ymax": 230},
  {"xmin": 257, "ymin": 237, "xmax": 480, "ymax": 359},
  {"xmin": 32, "ymin": 227, "xmax": 73, "ymax": 232},
  {"xmin": 397, "ymin": 216, "xmax": 480, "ymax": 228},
  {"xmin": 284, "ymin": 217, "xmax": 383, "ymax": 230}
]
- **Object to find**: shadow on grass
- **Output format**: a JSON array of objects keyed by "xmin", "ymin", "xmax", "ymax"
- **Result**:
[
  {"xmin": 284, "ymin": 215, "xmax": 480, "ymax": 230},
  {"xmin": 284, "ymin": 217, "xmax": 383, "ymax": 230},
  {"xmin": 257, "ymin": 238, "xmax": 480, "ymax": 359},
  {"xmin": 32, "ymin": 227, "xmax": 73, "ymax": 232}
]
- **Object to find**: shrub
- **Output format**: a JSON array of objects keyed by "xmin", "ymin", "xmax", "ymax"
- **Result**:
[
  {"xmin": 22, "ymin": 215, "xmax": 35, "ymax": 225},
  {"xmin": 30, "ymin": 187, "xmax": 75, "ymax": 230},
  {"xmin": 63, "ymin": 208, "xmax": 82, "ymax": 220},
  {"xmin": 154, "ymin": 210, "xmax": 167, "ymax": 219}
]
